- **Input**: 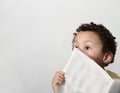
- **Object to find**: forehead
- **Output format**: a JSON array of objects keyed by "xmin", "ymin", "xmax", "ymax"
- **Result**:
[{"xmin": 74, "ymin": 31, "xmax": 102, "ymax": 44}]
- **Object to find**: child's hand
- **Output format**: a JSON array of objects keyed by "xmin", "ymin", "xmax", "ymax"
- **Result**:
[{"xmin": 52, "ymin": 71, "xmax": 65, "ymax": 92}]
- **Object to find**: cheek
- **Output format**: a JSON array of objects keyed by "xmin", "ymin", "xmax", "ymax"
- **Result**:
[
  {"xmin": 85, "ymin": 50, "xmax": 104, "ymax": 62},
  {"xmin": 86, "ymin": 53, "xmax": 104, "ymax": 66}
]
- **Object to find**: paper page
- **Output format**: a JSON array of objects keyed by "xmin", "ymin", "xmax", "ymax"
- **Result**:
[
  {"xmin": 108, "ymin": 79, "xmax": 120, "ymax": 93},
  {"xmin": 56, "ymin": 48, "xmax": 114, "ymax": 93}
]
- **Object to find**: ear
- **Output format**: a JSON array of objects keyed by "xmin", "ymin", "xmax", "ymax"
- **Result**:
[{"xmin": 103, "ymin": 51, "xmax": 113, "ymax": 64}]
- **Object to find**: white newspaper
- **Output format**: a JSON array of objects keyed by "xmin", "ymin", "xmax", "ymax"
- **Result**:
[
  {"xmin": 56, "ymin": 48, "xmax": 120, "ymax": 93},
  {"xmin": 108, "ymin": 80, "xmax": 120, "ymax": 93}
]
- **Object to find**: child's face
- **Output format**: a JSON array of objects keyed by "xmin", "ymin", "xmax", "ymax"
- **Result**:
[{"xmin": 73, "ymin": 31, "xmax": 106, "ymax": 67}]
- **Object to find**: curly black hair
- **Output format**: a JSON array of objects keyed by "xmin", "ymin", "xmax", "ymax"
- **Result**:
[{"xmin": 72, "ymin": 22, "xmax": 117, "ymax": 64}]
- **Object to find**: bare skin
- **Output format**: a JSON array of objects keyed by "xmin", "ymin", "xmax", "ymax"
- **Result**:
[
  {"xmin": 52, "ymin": 31, "xmax": 113, "ymax": 92},
  {"xmin": 52, "ymin": 71, "xmax": 65, "ymax": 93}
]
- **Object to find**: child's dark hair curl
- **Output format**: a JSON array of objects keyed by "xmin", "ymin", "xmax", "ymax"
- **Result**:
[{"xmin": 72, "ymin": 22, "xmax": 117, "ymax": 64}]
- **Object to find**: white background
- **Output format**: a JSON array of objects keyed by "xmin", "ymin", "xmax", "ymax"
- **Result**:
[{"xmin": 0, "ymin": 0, "xmax": 120, "ymax": 93}]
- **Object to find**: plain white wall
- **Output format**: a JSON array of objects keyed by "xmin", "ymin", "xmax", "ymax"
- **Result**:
[{"xmin": 0, "ymin": 0, "xmax": 120, "ymax": 93}]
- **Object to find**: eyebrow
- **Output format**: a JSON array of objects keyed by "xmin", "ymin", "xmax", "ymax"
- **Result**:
[
  {"xmin": 85, "ymin": 40, "xmax": 93, "ymax": 43},
  {"xmin": 84, "ymin": 40, "xmax": 97, "ymax": 46}
]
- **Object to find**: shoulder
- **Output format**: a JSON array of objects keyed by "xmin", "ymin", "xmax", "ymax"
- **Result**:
[{"xmin": 106, "ymin": 70, "xmax": 120, "ymax": 79}]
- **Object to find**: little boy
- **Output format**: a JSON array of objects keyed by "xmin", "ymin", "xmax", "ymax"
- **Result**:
[{"xmin": 52, "ymin": 22, "xmax": 120, "ymax": 92}]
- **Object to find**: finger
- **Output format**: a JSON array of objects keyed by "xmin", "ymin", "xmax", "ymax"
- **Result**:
[
  {"xmin": 53, "ymin": 75, "xmax": 64, "ymax": 84},
  {"xmin": 54, "ymin": 77, "xmax": 64, "ymax": 86},
  {"xmin": 55, "ymin": 71, "xmax": 65, "ymax": 79},
  {"xmin": 52, "ymin": 75, "xmax": 65, "ymax": 86},
  {"xmin": 55, "ymin": 71, "xmax": 65, "ymax": 75},
  {"xmin": 58, "ymin": 71, "xmax": 65, "ymax": 75},
  {"xmin": 56, "ymin": 75, "xmax": 65, "ymax": 83}
]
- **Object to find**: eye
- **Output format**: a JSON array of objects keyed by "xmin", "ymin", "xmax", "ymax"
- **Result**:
[
  {"xmin": 85, "ymin": 46, "xmax": 91, "ymax": 50},
  {"xmin": 75, "ymin": 46, "xmax": 78, "ymax": 48}
]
